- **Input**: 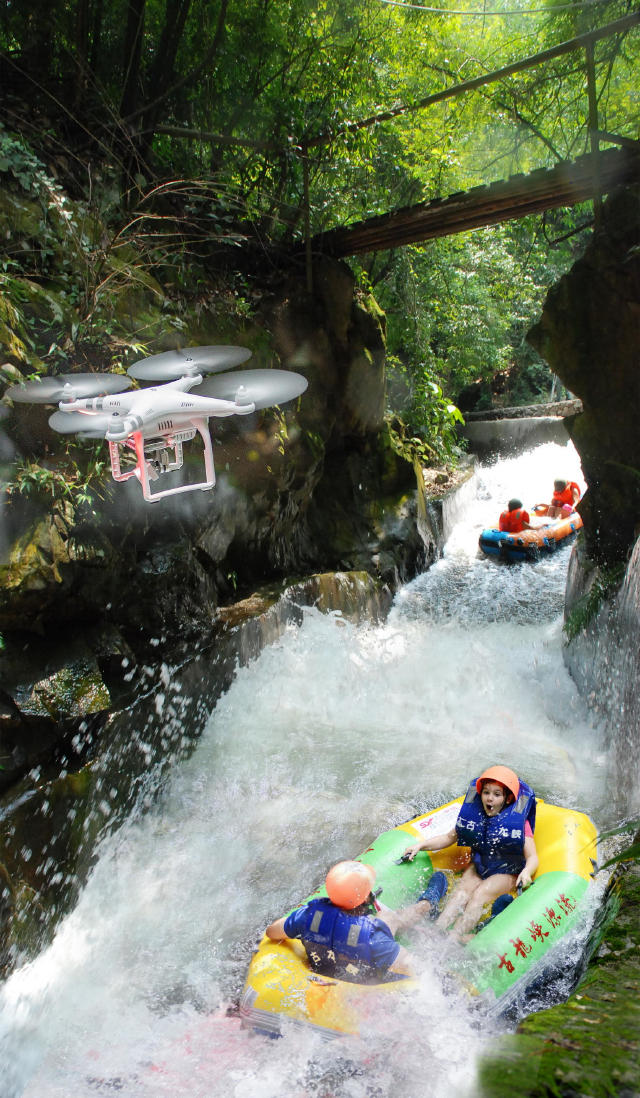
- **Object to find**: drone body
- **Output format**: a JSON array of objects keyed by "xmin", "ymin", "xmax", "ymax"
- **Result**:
[{"xmin": 5, "ymin": 347, "xmax": 308, "ymax": 503}]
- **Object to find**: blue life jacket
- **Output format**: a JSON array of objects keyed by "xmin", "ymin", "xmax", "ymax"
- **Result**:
[
  {"xmin": 293, "ymin": 898, "xmax": 392, "ymax": 983},
  {"xmin": 455, "ymin": 778, "xmax": 536, "ymax": 878}
]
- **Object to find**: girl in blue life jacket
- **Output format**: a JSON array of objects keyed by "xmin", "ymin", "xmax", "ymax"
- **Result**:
[{"xmin": 403, "ymin": 765, "xmax": 538, "ymax": 942}]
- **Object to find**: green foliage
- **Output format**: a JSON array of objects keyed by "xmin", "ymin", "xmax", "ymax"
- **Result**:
[
  {"xmin": 0, "ymin": 130, "xmax": 255, "ymax": 370},
  {"xmin": 367, "ymin": 214, "xmax": 589, "ymax": 412},
  {"xmin": 0, "ymin": 0, "xmax": 638, "ymax": 462},
  {"xmin": 273, "ymin": 409, "xmax": 289, "ymax": 457},
  {"xmin": 0, "ymin": 126, "xmax": 55, "ymax": 197},
  {"xmin": 0, "ymin": 281, "xmax": 31, "ymax": 362},
  {"xmin": 386, "ymin": 355, "xmax": 464, "ymax": 467},
  {"xmin": 5, "ymin": 450, "xmax": 108, "ymax": 509},
  {"xmin": 563, "ymin": 562, "xmax": 626, "ymax": 641},
  {"xmin": 2, "ymin": 0, "xmax": 637, "ymax": 241}
]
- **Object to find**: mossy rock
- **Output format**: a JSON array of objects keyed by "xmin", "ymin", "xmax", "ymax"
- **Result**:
[
  {"xmin": 4, "ymin": 881, "xmax": 47, "ymax": 962},
  {"xmin": 0, "ymin": 189, "xmax": 43, "ymax": 242},
  {"xmin": 26, "ymin": 660, "xmax": 111, "ymax": 720},
  {"xmin": 0, "ymin": 505, "xmax": 76, "ymax": 622}
]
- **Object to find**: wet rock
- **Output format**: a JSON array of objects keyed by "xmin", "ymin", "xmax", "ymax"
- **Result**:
[
  {"xmin": 529, "ymin": 184, "xmax": 640, "ymax": 565},
  {"xmin": 0, "ymin": 860, "xmax": 15, "ymax": 974},
  {"xmin": 564, "ymin": 532, "xmax": 640, "ymax": 813}
]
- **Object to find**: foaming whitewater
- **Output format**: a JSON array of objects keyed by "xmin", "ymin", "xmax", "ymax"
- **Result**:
[{"xmin": 0, "ymin": 439, "xmax": 611, "ymax": 1097}]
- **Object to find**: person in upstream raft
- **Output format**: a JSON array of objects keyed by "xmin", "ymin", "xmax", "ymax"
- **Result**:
[
  {"xmin": 547, "ymin": 478, "xmax": 581, "ymax": 519},
  {"xmin": 265, "ymin": 859, "xmax": 448, "ymax": 983},
  {"xmin": 498, "ymin": 498, "xmax": 531, "ymax": 533},
  {"xmin": 403, "ymin": 766, "xmax": 538, "ymax": 942}
]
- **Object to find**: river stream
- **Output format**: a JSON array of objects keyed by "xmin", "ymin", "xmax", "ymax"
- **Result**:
[{"xmin": 0, "ymin": 439, "xmax": 613, "ymax": 1098}]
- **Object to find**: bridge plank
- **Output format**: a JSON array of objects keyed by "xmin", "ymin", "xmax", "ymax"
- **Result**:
[{"xmin": 312, "ymin": 147, "xmax": 640, "ymax": 256}]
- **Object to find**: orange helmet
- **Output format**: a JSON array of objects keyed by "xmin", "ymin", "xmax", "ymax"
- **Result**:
[
  {"xmin": 325, "ymin": 860, "xmax": 376, "ymax": 909},
  {"xmin": 476, "ymin": 765, "xmax": 520, "ymax": 803}
]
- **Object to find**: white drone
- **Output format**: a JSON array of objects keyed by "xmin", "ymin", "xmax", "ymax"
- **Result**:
[{"xmin": 5, "ymin": 346, "xmax": 308, "ymax": 503}]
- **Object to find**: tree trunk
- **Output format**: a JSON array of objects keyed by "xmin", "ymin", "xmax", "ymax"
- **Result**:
[
  {"xmin": 74, "ymin": 0, "xmax": 90, "ymax": 108},
  {"xmin": 89, "ymin": 0, "xmax": 105, "ymax": 73},
  {"xmin": 120, "ymin": 0, "xmax": 146, "ymax": 119}
]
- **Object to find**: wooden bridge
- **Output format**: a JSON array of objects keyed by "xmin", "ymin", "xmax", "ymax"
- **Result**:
[{"xmin": 311, "ymin": 145, "xmax": 640, "ymax": 258}]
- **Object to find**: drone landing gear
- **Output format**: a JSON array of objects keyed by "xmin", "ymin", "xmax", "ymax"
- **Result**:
[{"xmin": 108, "ymin": 417, "xmax": 216, "ymax": 502}]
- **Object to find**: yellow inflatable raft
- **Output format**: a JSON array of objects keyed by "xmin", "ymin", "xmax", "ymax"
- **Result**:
[{"xmin": 240, "ymin": 797, "xmax": 597, "ymax": 1039}]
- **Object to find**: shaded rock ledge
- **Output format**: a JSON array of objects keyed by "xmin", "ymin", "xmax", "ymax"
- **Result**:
[{"xmin": 0, "ymin": 457, "xmax": 475, "ymax": 796}]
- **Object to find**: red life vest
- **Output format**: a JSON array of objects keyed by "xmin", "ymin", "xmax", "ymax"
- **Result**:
[
  {"xmin": 499, "ymin": 507, "xmax": 529, "ymax": 533},
  {"xmin": 552, "ymin": 481, "xmax": 580, "ymax": 508}
]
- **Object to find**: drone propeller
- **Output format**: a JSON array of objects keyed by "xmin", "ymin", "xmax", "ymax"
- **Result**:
[
  {"xmin": 127, "ymin": 345, "xmax": 252, "ymax": 382},
  {"xmin": 197, "ymin": 369, "xmax": 308, "ymax": 410},
  {"xmin": 49, "ymin": 410, "xmax": 113, "ymax": 438},
  {"xmin": 5, "ymin": 373, "xmax": 132, "ymax": 404}
]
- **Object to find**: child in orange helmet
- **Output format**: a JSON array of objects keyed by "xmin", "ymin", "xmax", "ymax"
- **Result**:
[
  {"xmin": 403, "ymin": 765, "xmax": 538, "ymax": 941},
  {"xmin": 265, "ymin": 859, "xmax": 448, "ymax": 981}
]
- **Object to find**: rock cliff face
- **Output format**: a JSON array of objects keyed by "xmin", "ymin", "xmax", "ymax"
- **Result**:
[
  {"xmin": 564, "ymin": 532, "xmax": 640, "ymax": 814},
  {"xmin": 531, "ymin": 182, "xmax": 640, "ymax": 809},
  {"xmin": 529, "ymin": 184, "xmax": 640, "ymax": 566},
  {"xmin": 0, "ymin": 256, "xmax": 433, "ymax": 791}
]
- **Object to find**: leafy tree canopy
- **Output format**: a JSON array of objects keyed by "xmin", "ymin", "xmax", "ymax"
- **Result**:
[{"xmin": 0, "ymin": 0, "xmax": 638, "ymax": 459}]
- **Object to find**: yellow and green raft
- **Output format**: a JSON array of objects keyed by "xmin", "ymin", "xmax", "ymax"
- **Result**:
[{"xmin": 240, "ymin": 797, "xmax": 597, "ymax": 1039}]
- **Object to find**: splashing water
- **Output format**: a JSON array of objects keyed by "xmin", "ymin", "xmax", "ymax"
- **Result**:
[{"xmin": 0, "ymin": 440, "xmax": 611, "ymax": 1097}]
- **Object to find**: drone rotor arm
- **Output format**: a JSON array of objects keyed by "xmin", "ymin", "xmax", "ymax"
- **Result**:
[
  {"xmin": 182, "ymin": 394, "xmax": 257, "ymax": 419},
  {"xmin": 105, "ymin": 413, "xmax": 144, "ymax": 441}
]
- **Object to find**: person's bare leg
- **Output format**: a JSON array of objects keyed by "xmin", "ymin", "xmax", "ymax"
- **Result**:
[
  {"xmin": 451, "ymin": 873, "xmax": 517, "ymax": 941},
  {"xmin": 434, "ymin": 865, "xmax": 481, "ymax": 932},
  {"xmin": 385, "ymin": 893, "xmax": 451, "ymax": 934}
]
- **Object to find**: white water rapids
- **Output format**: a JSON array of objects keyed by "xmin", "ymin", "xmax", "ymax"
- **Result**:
[{"xmin": 0, "ymin": 440, "xmax": 614, "ymax": 1098}]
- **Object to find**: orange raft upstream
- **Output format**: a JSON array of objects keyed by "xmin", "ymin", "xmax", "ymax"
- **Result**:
[
  {"xmin": 479, "ymin": 504, "xmax": 583, "ymax": 563},
  {"xmin": 240, "ymin": 798, "xmax": 598, "ymax": 1039}
]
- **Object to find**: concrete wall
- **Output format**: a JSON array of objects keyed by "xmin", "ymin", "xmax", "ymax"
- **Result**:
[{"xmin": 460, "ymin": 415, "xmax": 570, "ymax": 458}]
